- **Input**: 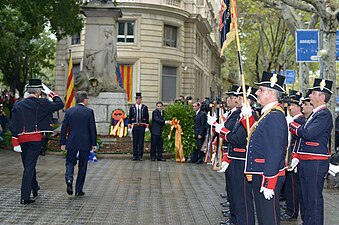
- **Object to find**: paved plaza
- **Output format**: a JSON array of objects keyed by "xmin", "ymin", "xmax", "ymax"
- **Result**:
[{"xmin": 0, "ymin": 149, "xmax": 339, "ymax": 225}]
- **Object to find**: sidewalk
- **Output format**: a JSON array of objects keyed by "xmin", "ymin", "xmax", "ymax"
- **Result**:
[{"xmin": 0, "ymin": 149, "xmax": 339, "ymax": 225}]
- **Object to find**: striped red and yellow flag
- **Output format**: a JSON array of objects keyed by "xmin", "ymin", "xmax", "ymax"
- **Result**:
[
  {"xmin": 117, "ymin": 64, "xmax": 133, "ymax": 102},
  {"xmin": 65, "ymin": 50, "xmax": 76, "ymax": 109}
]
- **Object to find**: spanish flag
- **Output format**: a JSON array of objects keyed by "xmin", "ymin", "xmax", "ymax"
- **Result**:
[{"xmin": 65, "ymin": 50, "xmax": 76, "ymax": 109}]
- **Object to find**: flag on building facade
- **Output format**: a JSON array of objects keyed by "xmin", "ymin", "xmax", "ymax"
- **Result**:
[
  {"xmin": 65, "ymin": 51, "xmax": 76, "ymax": 109},
  {"xmin": 116, "ymin": 64, "xmax": 133, "ymax": 102},
  {"xmin": 220, "ymin": 0, "xmax": 237, "ymax": 55}
]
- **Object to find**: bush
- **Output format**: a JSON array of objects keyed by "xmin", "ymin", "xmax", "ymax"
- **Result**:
[{"xmin": 162, "ymin": 102, "xmax": 196, "ymax": 156}]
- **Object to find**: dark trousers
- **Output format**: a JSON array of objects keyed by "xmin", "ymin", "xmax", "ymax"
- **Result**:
[
  {"xmin": 150, "ymin": 134, "xmax": 163, "ymax": 160},
  {"xmin": 299, "ymin": 160, "xmax": 328, "ymax": 225},
  {"xmin": 230, "ymin": 160, "xmax": 255, "ymax": 225},
  {"xmin": 132, "ymin": 126, "xmax": 145, "ymax": 159},
  {"xmin": 20, "ymin": 141, "xmax": 41, "ymax": 200},
  {"xmin": 40, "ymin": 134, "xmax": 49, "ymax": 155},
  {"xmin": 226, "ymin": 162, "xmax": 237, "ymax": 224},
  {"xmin": 65, "ymin": 148, "xmax": 90, "ymax": 194},
  {"xmin": 253, "ymin": 174, "xmax": 285, "ymax": 225},
  {"xmin": 284, "ymin": 169, "xmax": 304, "ymax": 219},
  {"xmin": 192, "ymin": 137, "xmax": 204, "ymax": 162}
]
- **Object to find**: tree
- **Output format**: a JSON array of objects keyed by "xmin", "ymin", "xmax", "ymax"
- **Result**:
[{"xmin": 0, "ymin": 0, "xmax": 84, "ymax": 95}]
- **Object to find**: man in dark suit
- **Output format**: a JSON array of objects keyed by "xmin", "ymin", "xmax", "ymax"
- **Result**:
[
  {"xmin": 128, "ymin": 92, "xmax": 149, "ymax": 161},
  {"xmin": 150, "ymin": 101, "xmax": 169, "ymax": 161},
  {"xmin": 192, "ymin": 102, "xmax": 207, "ymax": 164},
  {"xmin": 11, "ymin": 79, "xmax": 64, "ymax": 204},
  {"xmin": 60, "ymin": 91, "xmax": 97, "ymax": 197}
]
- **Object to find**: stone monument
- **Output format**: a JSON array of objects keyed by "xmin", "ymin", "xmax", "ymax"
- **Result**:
[{"xmin": 80, "ymin": 1, "xmax": 127, "ymax": 135}]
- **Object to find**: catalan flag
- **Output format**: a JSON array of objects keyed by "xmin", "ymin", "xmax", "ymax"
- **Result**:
[
  {"xmin": 116, "ymin": 64, "xmax": 133, "ymax": 102},
  {"xmin": 220, "ymin": 0, "xmax": 237, "ymax": 55},
  {"xmin": 65, "ymin": 50, "xmax": 76, "ymax": 109}
]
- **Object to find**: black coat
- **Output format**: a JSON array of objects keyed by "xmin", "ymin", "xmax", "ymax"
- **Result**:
[
  {"xmin": 128, "ymin": 104, "xmax": 149, "ymax": 125},
  {"xmin": 151, "ymin": 109, "xmax": 165, "ymax": 135},
  {"xmin": 194, "ymin": 110, "xmax": 207, "ymax": 138}
]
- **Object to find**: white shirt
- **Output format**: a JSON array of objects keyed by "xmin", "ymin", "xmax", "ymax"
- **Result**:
[{"xmin": 261, "ymin": 101, "xmax": 278, "ymax": 114}]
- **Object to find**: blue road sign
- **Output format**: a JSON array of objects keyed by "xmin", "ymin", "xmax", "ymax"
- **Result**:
[
  {"xmin": 296, "ymin": 30, "xmax": 319, "ymax": 62},
  {"xmin": 285, "ymin": 70, "xmax": 296, "ymax": 84}
]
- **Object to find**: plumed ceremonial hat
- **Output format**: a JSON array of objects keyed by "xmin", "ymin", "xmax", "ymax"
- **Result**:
[
  {"xmin": 308, "ymin": 78, "xmax": 333, "ymax": 95},
  {"xmin": 27, "ymin": 79, "xmax": 43, "ymax": 88},
  {"xmin": 225, "ymin": 84, "xmax": 241, "ymax": 96},
  {"xmin": 245, "ymin": 85, "xmax": 258, "ymax": 102},
  {"xmin": 255, "ymin": 71, "xmax": 285, "ymax": 92}
]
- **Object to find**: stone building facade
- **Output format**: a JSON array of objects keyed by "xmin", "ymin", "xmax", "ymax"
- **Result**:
[{"xmin": 55, "ymin": 0, "xmax": 223, "ymax": 106}]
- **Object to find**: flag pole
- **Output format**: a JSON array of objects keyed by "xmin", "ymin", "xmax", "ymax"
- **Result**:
[{"xmin": 232, "ymin": 0, "xmax": 250, "ymax": 136}]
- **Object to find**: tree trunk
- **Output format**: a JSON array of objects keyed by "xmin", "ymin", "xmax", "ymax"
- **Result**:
[{"xmin": 298, "ymin": 62, "xmax": 309, "ymax": 94}]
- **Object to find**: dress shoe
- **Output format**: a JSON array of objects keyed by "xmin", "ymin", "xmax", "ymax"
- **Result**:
[
  {"xmin": 138, "ymin": 158, "xmax": 143, "ymax": 161},
  {"xmin": 75, "ymin": 191, "xmax": 85, "ymax": 197},
  {"xmin": 221, "ymin": 201, "xmax": 230, "ymax": 207},
  {"xmin": 222, "ymin": 209, "xmax": 230, "ymax": 214},
  {"xmin": 157, "ymin": 158, "xmax": 166, "ymax": 161},
  {"xmin": 281, "ymin": 213, "xmax": 297, "ymax": 221},
  {"xmin": 223, "ymin": 212, "xmax": 230, "ymax": 217},
  {"xmin": 220, "ymin": 193, "xmax": 227, "ymax": 198},
  {"xmin": 132, "ymin": 157, "xmax": 137, "ymax": 161},
  {"xmin": 196, "ymin": 158, "xmax": 203, "ymax": 164},
  {"xmin": 66, "ymin": 180, "xmax": 73, "ymax": 195},
  {"xmin": 151, "ymin": 158, "xmax": 155, "ymax": 161},
  {"xmin": 21, "ymin": 199, "xmax": 35, "ymax": 204},
  {"xmin": 220, "ymin": 219, "xmax": 236, "ymax": 225},
  {"xmin": 32, "ymin": 185, "xmax": 40, "ymax": 198}
]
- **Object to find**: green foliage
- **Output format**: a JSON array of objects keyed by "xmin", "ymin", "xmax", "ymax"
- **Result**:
[
  {"xmin": 162, "ymin": 102, "xmax": 196, "ymax": 156},
  {"xmin": 0, "ymin": 0, "xmax": 83, "ymax": 95},
  {"xmin": 1, "ymin": 131, "xmax": 12, "ymax": 148}
]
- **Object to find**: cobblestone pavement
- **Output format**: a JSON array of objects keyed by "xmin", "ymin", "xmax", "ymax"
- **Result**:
[{"xmin": 0, "ymin": 149, "xmax": 339, "ymax": 225}]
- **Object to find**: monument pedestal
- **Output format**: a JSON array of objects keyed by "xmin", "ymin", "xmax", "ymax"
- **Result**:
[{"xmin": 88, "ymin": 92, "xmax": 128, "ymax": 135}]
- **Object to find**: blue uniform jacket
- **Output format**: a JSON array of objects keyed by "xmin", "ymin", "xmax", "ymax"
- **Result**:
[
  {"xmin": 11, "ymin": 96, "xmax": 64, "ymax": 139},
  {"xmin": 60, "ymin": 104, "xmax": 97, "ymax": 151},
  {"xmin": 128, "ymin": 104, "xmax": 149, "ymax": 126},
  {"xmin": 296, "ymin": 107, "xmax": 332, "ymax": 157},
  {"xmin": 245, "ymin": 106, "xmax": 288, "ymax": 177}
]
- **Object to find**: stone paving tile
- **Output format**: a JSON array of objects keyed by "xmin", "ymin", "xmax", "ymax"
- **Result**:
[{"xmin": 0, "ymin": 149, "xmax": 339, "ymax": 225}]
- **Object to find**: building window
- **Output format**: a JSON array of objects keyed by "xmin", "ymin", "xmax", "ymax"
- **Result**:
[
  {"xmin": 71, "ymin": 33, "xmax": 81, "ymax": 45},
  {"xmin": 162, "ymin": 66, "xmax": 177, "ymax": 102},
  {"xmin": 196, "ymin": 33, "xmax": 203, "ymax": 59},
  {"xmin": 163, "ymin": 25, "xmax": 177, "ymax": 48},
  {"xmin": 117, "ymin": 21, "xmax": 135, "ymax": 43},
  {"xmin": 165, "ymin": 0, "xmax": 181, "ymax": 7},
  {"xmin": 73, "ymin": 63, "xmax": 80, "ymax": 80}
]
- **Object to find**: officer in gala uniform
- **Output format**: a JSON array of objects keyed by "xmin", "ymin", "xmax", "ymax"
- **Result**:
[
  {"xmin": 128, "ymin": 92, "xmax": 149, "ymax": 161},
  {"xmin": 282, "ymin": 91, "xmax": 306, "ymax": 221},
  {"xmin": 11, "ymin": 79, "xmax": 64, "ymax": 204},
  {"xmin": 289, "ymin": 78, "xmax": 333, "ymax": 225},
  {"xmin": 242, "ymin": 72, "xmax": 288, "ymax": 225},
  {"xmin": 208, "ymin": 84, "xmax": 242, "ymax": 225},
  {"xmin": 216, "ymin": 85, "xmax": 258, "ymax": 225}
]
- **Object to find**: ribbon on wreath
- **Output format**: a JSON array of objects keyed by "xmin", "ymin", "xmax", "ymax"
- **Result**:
[
  {"xmin": 110, "ymin": 118, "xmax": 127, "ymax": 137},
  {"xmin": 168, "ymin": 118, "xmax": 185, "ymax": 163}
]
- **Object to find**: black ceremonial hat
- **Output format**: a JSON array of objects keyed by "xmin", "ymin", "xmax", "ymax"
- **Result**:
[
  {"xmin": 245, "ymin": 85, "xmax": 258, "ymax": 102},
  {"xmin": 27, "ymin": 79, "xmax": 43, "ymax": 88},
  {"xmin": 225, "ymin": 84, "xmax": 241, "ymax": 96},
  {"xmin": 301, "ymin": 90, "xmax": 311, "ymax": 102},
  {"xmin": 255, "ymin": 71, "xmax": 285, "ymax": 92},
  {"xmin": 289, "ymin": 90, "xmax": 302, "ymax": 105},
  {"xmin": 136, "ymin": 92, "xmax": 142, "ymax": 98},
  {"xmin": 308, "ymin": 78, "xmax": 333, "ymax": 95}
]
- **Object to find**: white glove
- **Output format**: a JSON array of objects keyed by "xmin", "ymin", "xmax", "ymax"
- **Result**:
[
  {"xmin": 145, "ymin": 128, "xmax": 149, "ymax": 133},
  {"xmin": 286, "ymin": 115, "xmax": 293, "ymax": 125},
  {"xmin": 207, "ymin": 112, "xmax": 217, "ymax": 125},
  {"xmin": 219, "ymin": 162, "xmax": 229, "ymax": 173},
  {"xmin": 211, "ymin": 153, "xmax": 216, "ymax": 164},
  {"xmin": 42, "ymin": 83, "xmax": 52, "ymax": 96},
  {"xmin": 260, "ymin": 187, "xmax": 274, "ymax": 200},
  {"xmin": 287, "ymin": 158, "xmax": 299, "ymax": 171},
  {"xmin": 13, "ymin": 145, "xmax": 22, "ymax": 153},
  {"xmin": 215, "ymin": 123, "xmax": 224, "ymax": 133},
  {"xmin": 241, "ymin": 103, "xmax": 252, "ymax": 117},
  {"xmin": 328, "ymin": 163, "xmax": 339, "ymax": 176}
]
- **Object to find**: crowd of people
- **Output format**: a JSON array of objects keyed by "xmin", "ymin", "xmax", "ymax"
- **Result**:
[{"xmin": 6, "ymin": 74, "xmax": 339, "ymax": 225}]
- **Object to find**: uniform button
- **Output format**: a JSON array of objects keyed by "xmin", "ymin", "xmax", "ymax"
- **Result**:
[
  {"xmin": 250, "ymin": 162, "xmax": 252, "ymax": 164},
  {"xmin": 250, "ymin": 145, "xmax": 252, "ymax": 147}
]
